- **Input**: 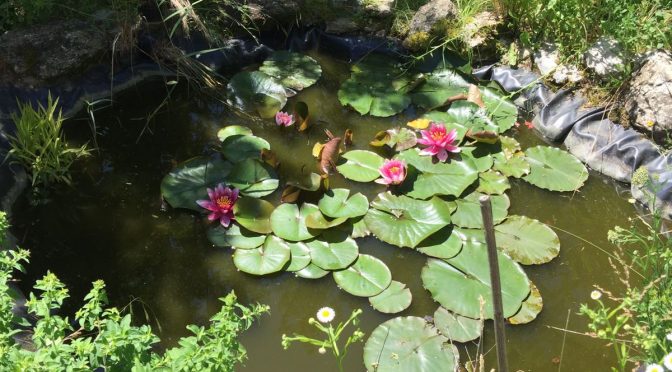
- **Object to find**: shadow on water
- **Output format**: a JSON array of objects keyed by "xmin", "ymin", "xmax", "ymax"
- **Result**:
[{"xmin": 11, "ymin": 53, "xmax": 637, "ymax": 371}]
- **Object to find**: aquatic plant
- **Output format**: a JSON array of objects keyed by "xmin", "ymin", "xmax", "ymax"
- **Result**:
[
  {"xmin": 197, "ymin": 184, "xmax": 239, "ymax": 227},
  {"xmin": 275, "ymin": 111, "xmax": 294, "ymax": 127},
  {"xmin": 375, "ymin": 159, "xmax": 407, "ymax": 185},
  {"xmin": 417, "ymin": 123, "xmax": 461, "ymax": 161},
  {"xmin": 282, "ymin": 308, "xmax": 364, "ymax": 372}
]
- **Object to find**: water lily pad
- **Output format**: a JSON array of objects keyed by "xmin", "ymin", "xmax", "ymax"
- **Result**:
[
  {"xmin": 451, "ymin": 192, "xmax": 510, "ymax": 229},
  {"xmin": 493, "ymin": 153, "xmax": 530, "ymax": 178},
  {"xmin": 217, "ymin": 125, "xmax": 253, "ymax": 142},
  {"xmin": 494, "ymin": 215, "xmax": 560, "ymax": 265},
  {"xmin": 433, "ymin": 306, "xmax": 482, "ymax": 343},
  {"xmin": 307, "ymin": 232, "xmax": 359, "ymax": 271},
  {"xmin": 477, "ymin": 170, "xmax": 510, "ymax": 195},
  {"xmin": 228, "ymin": 158, "xmax": 279, "ymax": 198},
  {"xmin": 233, "ymin": 235, "xmax": 290, "ymax": 275},
  {"xmin": 508, "ymin": 281, "xmax": 543, "ymax": 325},
  {"xmin": 295, "ymin": 263, "xmax": 330, "ymax": 279},
  {"xmin": 369, "ymin": 281, "xmax": 412, "ymax": 314},
  {"xmin": 226, "ymin": 71, "xmax": 287, "ymax": 118},
  {"xmin": 161, "ymin": 157, "xmax": 233, "ymax": 211},
  {"xmin": 460, "ymin": 147, "xmax": 494, "ymax": 172},
  {"xmin": 336, "ymin": 150, "xmax": 384, "ymax": 182},
  {"xmin": 351, "ymin": 217, "xmax": 370, "ymax": 238},
  {"xmin": 523, "ymin": 146, "xmax": 589, "ymax": 192},
  {"xmin": 207, "ymin": 224, "xmax": 265, "ymax": 249},
  {"xmin": 220, "ymin": 134, "xmax": 270, "ymax": 163},
  {"xmin": 270, "ymin": 203, "xmax": 320, "ymax": 241},
  {"xmin": 370, "ymin": 128, "xmax": 418, "ymax": 151},
  {"xmin": 304, "ymin": 210, "xmax": 348, "ymax": 229},
  {"xmin": 285, "ymin": 241, "xmax": 312, "ymax": 272},
  {"xmin": 259, "ymin": 51, "xmax": 322, "ymax": 91},
  {"xmin": 318, "ymin": 189, "xmax": 369, "ymax": 219},
  {"xmin": 421, "ymin": 243, "xmax": 530, "ymax": 319},
  {"xmin": 232, "ymin": 197, "xmax": 274, "ymax": 234},
  {"xmin": 416, "ymin": 226, "xmax": 463, "ymax": 259},
  {"xmin": 363, "ymin": 316, "xmax": 458, "ymax": 372},
  {"xmin": 287, "ymin": 172, "xmax": 322, "ymax": 191},
  {"xmin": 333, "ymin": 254, "xmax": 391, "ymax": 297},
  {"xmin": 364, "ymin": 193, "xmax": 453, "ymax": 248},
  {"xmin": 445, "ymin": 101, "xmax": 500, "ymax": 133},
  {"xmin": 411, "ymin": 68, "xmax": 470, "ymax": 109},
  {"xmin": 480, "ymin": 86, "xmax": 518, "ymax": 132},
  {"xmin": 420, "ymin": 112, "xmax": 469, "ymax": 142}
]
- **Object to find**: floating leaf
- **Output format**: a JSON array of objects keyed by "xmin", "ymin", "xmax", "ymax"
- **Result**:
[
  {"xmin": 421, "ymin": 243, "xmax": 530, "ymax": 319},
  {"xmin": 466, "ymin": 129, "xmax": 499, "ymax": 144},
  {"xmin": 308, "ymin": 232, "xmax": 359, "ymax": 271},
  {"xmin": 364, "ymin": 193, "xmax": 453, "ymax": 248},
  {"xmin": 304, "ymin": 210, "xmax": 348, "ymax": 229},
  {"xmin": 228, "ymin": 158, "xmax": 279, "ymax": 198},
  {"xmin": 261, "ymin": 149, "xmax": 280, "ymax": 168},
  {"xmin": 460, "ymin": 147, "xmax": 493, "ymax": 173},
  {"xmin": 523, "ymin": 146, "xmax": 589, "ymax": 192},
  {"xmin": 232, "ymin": 197, "xmax": 274, "ymax": 234},
  {"xmin": 344, "ymin": 129, "xmax": 354, "ymax": 147},
  {"xmin": 407, "ymin": 118, "xmax": 432, "ymax": 129},
  {"xmin": 294, "ymin": 101, "xmax": 311, "ymax": 131},
  {"xmin": 477, "ymin": 170, "xmax": 510, "ymax": 195},
  {"xmin": 369, "ymin": 281, "xmax": 412, "ymax": 314},
  {"xmin": 270, "ymin": 203, "xmax": 320, "ymax": 242},
  {"xmin": 451, "ymin": 192, "xmax": 510, "ymax": 229},
  {"xmin": 312, "ymin": 142, "xmax": 325, "ymax": 159},
  {"xmin": 286, "ymin": 172, "xmax": 322, "ymax": 191},
  {"xmin": 494, "ymin": 215, "xmax": 560, "ymax": 265},
  {"xmin": 480, "ymin": 86, "xmax": 518, "ymax": 132},
  {"xmin": 217, "ymin": 125, "xmax": 253, "ymax": 142},
  {"xmin": 433, "ymin": 307, "xmax": 482, "ymax": 343},
  {"xmin": 333, "ymin": 254, "xmax": 392, "ymax": 297},
  {"xmin": 336, "ymin": 150, "xmax": 384, "ymax": 182},
  {"xmin": 233, "ymin": 235, "xmax": 290, "ymax": 275},
  {"xmin": 220, "ymin": 134, "xmax": 270, "ymax": 163},
  {"xmin": 161, "ymin": 157, "xmax": 232, "ymax": 211},
  {"xmin": 363, "ymin": 316, "xmax": 458, "ymax": 372},
  {"xmin": 350, "ymin": 217, "xmax": 370, "ymax": 239},
  {"xmin": 500, "ymin": 136, "xmax": 521, "ymax": 157},
  {"xmin": 226, "ymin": 71, "xmax": 287, "ymax": 118},
  {"xmin": 416, "ymin": 226, "xmax": 463, "ymax": 259},
  {"xmin": 207, "ymin": 225, "xmax": 265, "ymax": 249},
  {"xmin": 280, "ymin": 185, "xmax": 301, "ymax": 203},
  {"xmin": 286, "ymin": 241, "xmax": 311, "ymax": 272},
  {"xmin": 411, "ymin": 68, "xmax": 470, "ymax": 109},
  {"xmin": 493, "ymin": 153, "xmax": 530, "ymax": 178},
  {"xmin": 318, "ymin": 189, "xmax": 369, "ymax": 219},
  {"xmin": 295, "ymin": 263, "xmax": 330, "ymax": 279},
  {"xmin": 508, "ymin": 281, "xmax": 543, "ymax": 324},
  {"xmin": 259, "ymin": 51, "xmax": 322, "ymax": 91}
]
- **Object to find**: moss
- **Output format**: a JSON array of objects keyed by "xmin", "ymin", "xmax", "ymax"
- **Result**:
[
  {"xmin": 631, "ymin": 166, "xmax": 650, "ymax": 187},
  {"xmin": 403, "ymin": 31, "xmax": 431, "ymax": 51}
]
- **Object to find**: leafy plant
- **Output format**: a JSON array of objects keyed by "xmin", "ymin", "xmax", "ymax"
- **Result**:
[{"xmin": 5, "ymin": 95, "xmax": 90, "ymax": 190}]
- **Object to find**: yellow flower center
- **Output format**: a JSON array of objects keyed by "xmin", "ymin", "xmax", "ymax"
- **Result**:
[
  {"xmin": 216, "ymin": 196, "xmax": 232, "ymax": 209},
  {"xmin": 430, "ymin": 129, "xmax": 445, "ymax": 141},
  {"xmin": 389, "ymin": 166, "xmax": 400, "ymax": 174}
]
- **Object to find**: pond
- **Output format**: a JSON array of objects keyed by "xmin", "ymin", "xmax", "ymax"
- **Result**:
[{"xmin": 11, "ymin": 51, "xmax": 636, "ymax": 371}]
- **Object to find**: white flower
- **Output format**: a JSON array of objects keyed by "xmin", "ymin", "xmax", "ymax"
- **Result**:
[
  {"xmin": 318, "ymin": 347, "xmax": 327, "ymax": 354},
  {"xmin": 666, "ymin": 333, "xmax": 672, "ymax": 342},
  {"xmin": 664, "ymin": 353, "xmax": 672, "ymax": 370},
  {"xmin": 590, "ymin": 290, "xmax": 602, "ymax": 300},
  {"xmin": 645, "ymin": 364, "xmax": 664, "ymax": 372},
  {"xmin": 316, "ymin": 307, "xmax": 335, "ymax": 323}
]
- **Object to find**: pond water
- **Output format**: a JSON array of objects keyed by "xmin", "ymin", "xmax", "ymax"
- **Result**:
[{"xmin": 11, "ymin": 52, "xmax": 637, "ymax": 371}]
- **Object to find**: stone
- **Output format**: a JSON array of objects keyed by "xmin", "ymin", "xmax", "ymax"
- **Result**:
[
  {"xmin": 247, "ymin": 0, "xmax": 300, "ymax": 25},
  {"xmin": 622, "ymin": 50, "xmax": 672, "ymax": 141},
  {"xmin": 325, "ymin": 17, "xmax": 360, "ymax": 34},
  {"xmin": 360, "ymin": 0, "xmax": 395, "ymax": 17},
  {"xmin": 552, "ymin": 64, "xmax": 583, "ymax": 84},
  {"xmin": 533, "ymin": 42, "xmax": 560, "ymax": 76},
  {"xmin": 584, "ymin": 36, "xmax": 625, "ymax": 78},
  {"xmin": 407, "ymin": 0, "xmax": 457, "ymax": 34}
]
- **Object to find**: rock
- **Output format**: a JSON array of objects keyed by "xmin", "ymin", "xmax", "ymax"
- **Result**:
[
  {"xmin": 622, "ymin": 50, "xmax": 672, "ymax": 141},
  {"xmin": 325, "ymin": 17, "xmax": 360, "ymax": 34},
  {"xmin": 552, "ymin": 64, "xmax": 583, "ymax": 84},
  {"xmin": 360, "ymin": 0, "xmax": 395, "ymax": 17},
  {"xmin": 533, "ymin": 42, "xmax": 560, "ymax": 76},
  {"xmin": 584, "ymin": 36, "xmax": 625, "ymax": 78},
  {"xmin": 247, "ymin": 0, "xmax": 300, "ymax": 25},
  {"xmin": 407, "ymin": 0, "xmax": 457, "ymax": 34}
]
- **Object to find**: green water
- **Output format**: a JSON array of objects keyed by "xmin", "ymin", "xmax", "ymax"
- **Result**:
[{"xmin": 11, "ymin": 53, "xmax": 637, "ymax": 371}]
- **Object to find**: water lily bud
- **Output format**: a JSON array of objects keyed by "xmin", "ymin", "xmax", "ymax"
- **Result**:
[{"xmin": 318, "ymin": 347, "xmax": 327, "ymax": 354}]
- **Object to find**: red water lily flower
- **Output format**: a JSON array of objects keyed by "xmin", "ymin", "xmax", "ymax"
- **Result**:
[
  {"xmin": 417, "ymin": 122, "xmax": 460, "ymax": 161},
  {"xmin": 275, "ymin": 111, "xmax": 294, "ymax": 127},
  {"xmin": 196, "ymin": 184, "xmax": 239, "ymax": 227},
  {"xmin": 376, "ymin": 159, "xmax": 407, "ymax": 185}
]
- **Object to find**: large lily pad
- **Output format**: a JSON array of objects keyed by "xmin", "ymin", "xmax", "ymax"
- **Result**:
[
  {"xmin": 228, "ymin": 158, "xmax": 279, "ymax": 198},
  {"xmin": 232, "ymin": 197, "xmax": 274, "ymax": 234},
  {"xmin": 304, "ymin": 210, "xmax": 348, "ymax": 230},
  {"xmin": 233, "ymin": 235, "xmax": 290, "ymax": 275},
  {"xmin": 433, "ymin": 306, "xmax": 482, "ymax": 343},
  {"xmin": 363, "ymin": 316, "xmax": 458, "ymax": 372},
  {"xmin": 493, "ymin": 152, "xmax": 530, "ymax": 178},
  {"xmin": 226, "ymin": 71, "xmax": 287, "ymax": 118},
  {"xmin": 523, "ymin": 146, "xmax": 589, "ymax": 192},
  {"xmin": 259, "ymin": 51, "xmax": 322, "ymax": 91},
  {"xmin": 480, "ymin": 86, "xmax": 518, "ymax": 132},
  {"xmin": 307, "ymin": 232, "xmax": 359, "ymax": 271},
  {"xmin": 333, "ymin": 254, "xmax": 391, "ymax": 297},
  {"xmin": 285, "ymin": 241, "xmax": 312, "ymax": 272},
  {"xmin": 270, "ymin": 203, "xmax": 320, "ymax": 242},
  {"xmin": 364, "ymin": 193, "xmax": 453, "ymax": 248},
  {"xmin": 508, "ymin": 281, "xmax": 543, "ymax": 324},
  {"xmin": 295, "ymin": 263, "xmax": 330, "ymax": 279},
  {"xmin": 416, "ymin": 226, "xmax": 463, "ymax": 259},
  {"xmin": 451, "ymin": 192, "xmax": 510, "ymax": 229},
  {"xmin": 161, "ymin": 157, "xmax": 232, "ymax": 211},
  {"xmin": 494, "ymin": 215, "xmax": 560, "ymax": 265},
  {"xmin": 317, "ymin": 189, "xmax": 369, "ymax": 219},
  {"xmin": 477, "ymin": 170, "xmax": 510, "ymax": 195},
  {"xmin": 411, "ymin": 68, "xmax": 470, "ymax": 109},
  {"xmin": 421, "ymin": 243, "xmax": 530, "ymax": 319},
  {"xmin": 336, "ymin": 150, "xmax": 385, "ymax": 182},
  {"xmin": 369, "ymin": 281, "xmax": 412, "ymax": 314},
  {"xmin": 220, "ymin": 134, "xmax": 270, "ymax": 163},
  {"xmin": 207, "ymin": 225, "xmax": 265, "ymax": 249},
  {"xmin": 217, "ymin": 125, "xmax": 253, "ymax": 142}
]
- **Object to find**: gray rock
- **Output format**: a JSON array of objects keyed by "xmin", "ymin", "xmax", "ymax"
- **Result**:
[
  {"xmin": 584, "ymin": 36, "xmax": 625, "ymax": 78},
  {"xmin": 552, "ymin": 64, "xmax": 583, "ymax": 84},
  {"xmin": 407, "ymin": 0, "xmax": 457, "ymax": 34},
  {"xmin": 623, "ymin": 50, "xmax": 672, "ymax": 140},
  {"xmin": 360, "ymin": 0, "xmax": 395, "ymax": 17},
  {"xmin": 533, "ymin": 42, "xmax": 560, "ymax": 76},
  {"xmin": 247, "ymin": 0, "xmax": 300, "ymax": 25},
  {"xmin": 325, "ymin": 17, "xmax": 360, "ymax": 34}
]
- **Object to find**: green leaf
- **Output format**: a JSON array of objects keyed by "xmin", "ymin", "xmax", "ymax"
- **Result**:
[
  {"xmin": 508, "ymin": 281, "xmax": 543, "ymax": 324},
  {"xmin": 307, "ymin": 232, "xmax": 359, "ymax": 271},
  {"xmin": 523, "ymin": 146, "xmax": 589, "ymax": 192},
  {"xmin": 433, "ymin": 306, "xmax": 482, "ymax": 343},
  {"xmin": 227, "ymin": 71, "xmax": 287, "ymax": 118},
  {"xmin": 286, "ymin": 172, "xmax": 322, "ymax": 191},
  {"xmin": 363, "ymin": 316, "xmax": 459, "ymax": 372},
  {"xmin": 333, "ymin": 254, "xmax": 392, "ymax": 297},
  {"xmin": 233, "ymin": 235, "xmax": 290, "ymax": 275},
  {"xmin": 460, "ymin": 147, "xmax": 494, "ymax": 172},
  {"xmin": 364, "ymin": 193, "xmax": 453, "ymax": 248},
  {"xmin": 161, "ymin": 157, "xmax": 232, "ymax": 211},
  {"xmin": 217, "ymin": 125, "xmax": 253, "ymax": 142},
  {"xmin": 493, "ymin": 153, "xmax": 530, "ymax": 178},
  {"xmin": 480, "ymin": 86, "xmax": 518, "ymax": 132},
  {"xmin": 232, "ymin": 197, "xmax": 274, "ymax": 234},
  {"xmin": 416, "ymin": 226, "xmax": 463, "ymax": 259},
  {"xmin": 295, "ymin": 263, "xmax": 330, "ymax": 279},
  {"xmin": 368, "ymin": 281, "xmax": 412, "ymax": 314},
  {"xmin": 285, "ymin": 241, "xmax": 312, "ymax": 272},
  {"xmin": 220, "ymin": 134, "xmax": 270, "ymax": 163},
  {"xmin": 336, "ymin": 150, "xmax": 384, "ymax": 182},
  {"xmin": 228, "ymin": 159, "xmax": 279, "ymax": 198},
  {"xmin": 317, "ymin": 189, "xmax": 369, "ymax": 219},
  {"xmin": 421, "ymin": 111, "xmax": 470, "ymax": 142},
  {"xmin": 258, "ymin": 51, "xmax": 322, "ymax": 91},
  {"xmin": 494, "ymin": 215, "xmax": 560, "ymax": 265},
  {"xmin": 411, "ymin": 68, "xmax": 470, "ymax": 109},
  {"xmin": 207, "ymin": 225, "xmax": 265, "ymax": 249},
  {"xmin": 451, "ymin": 192, "xmax": 510, "ymax": 229},
  {"xmin": 477, "ymin": 170, "xmax": 510, "ymax": 195},
  {"xmin": 270, "ymin": 203, "xmax": 320, "ymax": 241},
  {"xmin": 304, "ymin": 210, "xmax": 348, "ymax": 230}
]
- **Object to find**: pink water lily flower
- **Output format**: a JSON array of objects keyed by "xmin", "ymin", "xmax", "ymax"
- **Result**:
[
  {"xmin": 417, "ymin": 122, "xmax": 460, "ymax": 161},
  {"xmin": 196, "ymin": 184, "xmax": 239, "ymax": 227},
  {"xmin": 376, "ymin": 159, "xmax": 407, "ymax": 185},
  {"xmin": 275, "ymin": 111, "xmax": 294, "ymax": 127}
]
